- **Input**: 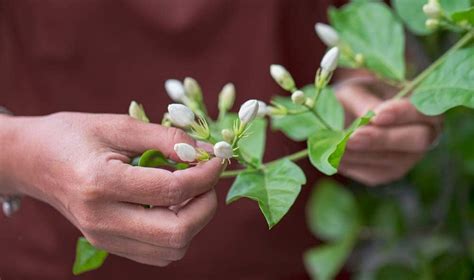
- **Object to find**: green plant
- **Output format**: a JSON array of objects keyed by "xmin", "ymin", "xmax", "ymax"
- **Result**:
[{"xmin": 73, "ymin": 0, "xmax": 474, "ymax": 276}]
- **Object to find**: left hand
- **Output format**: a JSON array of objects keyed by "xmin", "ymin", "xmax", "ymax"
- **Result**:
[{"xmin": 335, "ymin": 81, "xmax": 442, "ymax": 186}]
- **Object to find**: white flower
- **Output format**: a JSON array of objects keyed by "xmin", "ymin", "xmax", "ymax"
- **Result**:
[
  {"xmin": 423, "ymin": 0, "xmax": 441, "ymax": 18},
  {"xmin": 238, "ymin": 99, "xmax": 259, "ymax": 124},
  {"xmin": 314, "ymin": 23, "xmax": 340, "ymax": 47},
  {"xmin": 213, "ymin": 141, "xmax": 233, "ymax": 159},
  {"xmin": 167, "ymin": 104, "xmax": 195, "ymax": 127},
  {"xmin": 320, "ymin": 47, "xmax": 340, "ymax": 74},
  {"xmin": 291, "ymin": 90, "xmax": 306, "ymax": 105},
  {"xmin": 128, "ymin": 101, "xmax": 149, "ymax": 122},
  {"xmin": 218, "ymin": 83, "xmax": 236, "ymax": 111},
  {"xmin": 270, "ymin": 64, "xmax": 296, "ymax": 91},
  {"xmin": 165, "ymin": 79, "xmax": 187, "ymax": 102},
  {"xmin": 257, "ymin": 101, "xmax": 268, "ymax": 117},
  {"xmin": 174, "ymin": 143, "xmax": 197, "ymax": 162}
]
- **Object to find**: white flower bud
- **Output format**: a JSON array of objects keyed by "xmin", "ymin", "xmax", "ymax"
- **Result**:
[
  {"xmin": 165, "ymin": 79, "xmax": 187, "ymax": 102},
  {"xmin": 320, "ymin": 47, "xmax": 340, "ymax": 74},
  {"xmin": 167, "ymin": 104, "xmax": 195, "ymax": 127},
  {"xmin": 174, "ymin": 143, "xmax": 197, "ymax": 162},
  {"xmin": 129, "ymin": 101, "xmax": 149, "ymax": 122},
  {"xmin": 257, "ymin": 101, "xmax": 268, "ymax": 118},
  {"xmin": 213, "ymin": 141, "xmax": 233, "ymax": 159},
  {"xmin": 425, "ymin": 18, "xmax": 439, "ymax": 30},
  {"xmin": 184, "ymin": 77, "xmax": 202, "ymax": 100},
  {"xmin": 218, "ymin": 83, "xmax": 236, "ymax": 111},
  {"xmin": 238, "ymin": 99, "xmax": 259, "ymax": 125},
  {"xmin": 291, "ymin": 90, "xmax": 306, "ymax": 105},
  {"xmin": 423, "ymin": 0, "xmax": 441, "ymax": 18},
  {"xmin": 270, "ymin": 64, "xmax": 296, "ymax": 91},
  {"xmin": 314, "ymin": 23, "xmax": 340, "ymax": 47},
  {"xmin": 221, "ymin": 129, "xmax": 235, "ymax": 143}
]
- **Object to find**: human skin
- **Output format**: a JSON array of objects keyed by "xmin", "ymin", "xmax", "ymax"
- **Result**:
[
  {"xmin": 337, "ymin": 79, "xmax": 442, "ymax": 186},
  {"xmin": 0, "ymin": 81, "xmax": 441, "ymax": 266},
  {"xmin": 0, "ymin": 112, "xmax": 223, "ymax": 266}
]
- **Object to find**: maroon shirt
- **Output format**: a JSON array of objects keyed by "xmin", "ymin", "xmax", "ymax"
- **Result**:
[{"xmin": 0, "ymin": 1, "xmax": 347, "ymax": 279}]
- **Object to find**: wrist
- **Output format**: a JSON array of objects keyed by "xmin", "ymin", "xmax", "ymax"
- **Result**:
[{"xmin": 0, "ymin": 114, "xmax": 34, "ymax": 196}]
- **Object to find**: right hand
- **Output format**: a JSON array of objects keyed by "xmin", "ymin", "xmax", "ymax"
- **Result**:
[{"xmin": 0, "ymin": 112, "xmax": 223, "ymax": 266}]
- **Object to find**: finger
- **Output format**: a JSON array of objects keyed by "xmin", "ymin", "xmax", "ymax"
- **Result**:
[
  {"xmin": 335, "ymin": 84, "xmax": 383, "ymax": 118},
  {"xmin": 101, "ymin": 115, "xmax": 195, "ymax": 161},
  {"xmin": 342, "ymin": 150, "xmax": 424, "ymax": 167},
  {"xmin": 346, "ymin": 125, "xmax": 433, "ymax": 153},
  {"xmin": 372, "ymin": 99, "xmax": 442, "ymax": 126},
  {"xmin": 105, "ymin": 157, "xmax": 223, "ymax": 206},
  {"xmin": 107, "ymin": 189, "xmax": 217, "ymax": 248},
  {"xmin": 113, "ymin": 251, "xmax": 172, "ymax": 267},
  {"xmin": 85, "ymin": 234, "xmax": 188, "ymax": 262},
  {"xmin": 338, "ymin": 161, "xmax": 408, "ymax": 186}
]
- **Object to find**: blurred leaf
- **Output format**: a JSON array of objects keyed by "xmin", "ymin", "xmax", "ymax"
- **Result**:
[
  {"xmin": 441, "ymin": 0, "xmax": 472, "ymax": 14},
  {"xmin": 417, "ymin": 235, "xmax": 455, "ymax": 261},
  {"xmin": 73, "ymin": 237, "xmax": 108, "ymax": 275},
  {"xmin": 329, "ymin": 2, "xmax": 406, "ymax": 81},
  {"xmin": 238, "ymin": 118, "xmax": 267, "ymax": 164},
  {"xmin": 375, "ymin": 263, "xmax": 419, "ymax": 280},
  {"xmin": 431, "ymin": 253, "xmax": 473, "ymax": 279},
  {"xmin": 411, "ymin": 47, "xmax": 474, "ymax": 115},
  {"xmin": 452, "ymin": 7, "xmax": 474, "ymax": 24},
  {"xmin": 307, "ymin": 179, "xmax": 360, "ymax": 241},
  {"xmin": 226, "ymin": 159, "xmax": 306, "ymax": 228},
  {"xmin": 138, "ymin": 149, "xmax": 168, "ymax": 167},
  {"xmin": 392, "ymin": 0, "xmax": 432, "ymax": 35},
  {"xmin": 271, "ymin": 85, "xmax": 344, "ymax": 141},
  {"xmin": 372, "ymin": 201, "xmax": 405, "ymax": 241},
  {"xmin": 304, "ymin": 236, "xmax": 356, "ymax": 280},
  {"xmin": 307, "ymin": 111, "xmax": 374, "ymax": 176}
]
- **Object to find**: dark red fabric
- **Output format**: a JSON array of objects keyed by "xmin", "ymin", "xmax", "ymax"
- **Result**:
[{"xmin": 0, "ymin": 0, "xmax": 349, "ymax": 279}]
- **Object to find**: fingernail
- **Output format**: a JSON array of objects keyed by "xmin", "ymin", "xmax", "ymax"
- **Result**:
[
  {"xmin": 347, "ymin": 133, "xmax": 370, "ymax": 150},
  {"xmin": 373, "ymin": 112, "xmax": 395, "ymax": 125}
]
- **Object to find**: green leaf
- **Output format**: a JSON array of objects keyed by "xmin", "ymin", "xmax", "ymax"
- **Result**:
[
  {"xmin": 307, "ymin": 111, "xmax": 374, "ymax": 176},
  {"xmin": 303, "ymin": 236, "xmax": 356, "ymax": 280},
  {"xmin": 73, "ymin": 237, "xmax": 108, "ymax": 275},
  {"xmin": 329, "ymin": 2, "xmax": 406, "ymax": 81},
  {"xmin": 411, "ymin": 47, "xmax": 474, "ymax": 116},
  {"xmin": 371, "ymin": 201, "xmax": 405, "ymax": 241},
  {"xmin": 271, "ymin": 85, "xmax": 344, "ymax": 141},
  {"xmin": 393, "ymin": 0, "xmax": 471, "ymax": 35},
  {"xmin": 375, "ymin": 263, "xmax": 419, "ymax": 280},
  {"xmin": 451, "ymin": 7, "xmax": 474, "ymax": 25},
  {"xmin": 307, "ymin": 179, "xmax": 360, "ymax": 241},
  {"xmin": 392, "ymin": 0, "xmax": 432, "ymax": 35},
  {"xmin": 238, "ymin": 118, "xmax": 267, "ymax": 164},
  {"xmin": 138, "ymin": 149, "xmax": 168, "ymax": 167},
  {"xmin": 226, "ymin": 159, "xmax": 306, "ymax": 228}
]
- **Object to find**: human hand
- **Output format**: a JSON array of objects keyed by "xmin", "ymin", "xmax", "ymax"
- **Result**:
[
  {"xmin": 335, "ymin": 82, "xmax": 442, "ymax": 186},
  {"xmin": 0, "ymin": 112, "xmax": 223, "ymax": 266}
]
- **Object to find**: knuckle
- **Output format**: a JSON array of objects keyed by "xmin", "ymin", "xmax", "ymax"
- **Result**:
[
  {"xmin": 75, "ymin": 162, "xmax": 107, "ymax": 202},
  {"xmin": 75, "ymin": 205, "xmax": 101, "ymax": 233},
  {"xmin": 167, "ymin": 127, "xmax": 190, "ymax": 145},
  {"xmin": 163, "ymin": 177, "xmax": 185, "ymax": 205},
  {"xmin": 168, "ymin": 222, "xmax": 192, "ymax": 249},
  {"xmin": 168, "ymin": 248, "xmax": 187, "ymax": 261}
]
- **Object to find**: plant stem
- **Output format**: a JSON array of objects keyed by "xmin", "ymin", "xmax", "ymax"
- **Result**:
[
  {"xmin": 220, "ymin": 148, "xmax": 308, "ymax": 178},
  {"xmin": 394, "ymin": 30, "xmax": 473, "ymax": 99}
]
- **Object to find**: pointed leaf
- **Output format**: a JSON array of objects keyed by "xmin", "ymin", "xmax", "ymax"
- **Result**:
[
  {"xmin": 451, "ymin": 7, "xmax": 474, "ymax": 25},
  {"xmin": 307, "ymin": 112, "xmax": 374, "ymax": 175},
  {"xmin": 307, "ymin": 179, "xmax": 360, "ymax": 241},
  {"xmin": 411, "ymin": 47, "xmax": 474, "ymax": 116},
  {"xmin": 271, "ymin": 85, "xmax": 344, "ymax": 141},
  {"xmin": 329, "ymin": 2, "xmax": 406, "ymax": 81},
  {"xmin": 303, "ymin": 236, "xmax": 356, "ymax": 280},
  {"xmin": 226, "ymin": 159, "xmax": 306, "ymax": 228},
  {"xmin": 73, "ymin": 237, "xmax": 108, "ymax": 275}
]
